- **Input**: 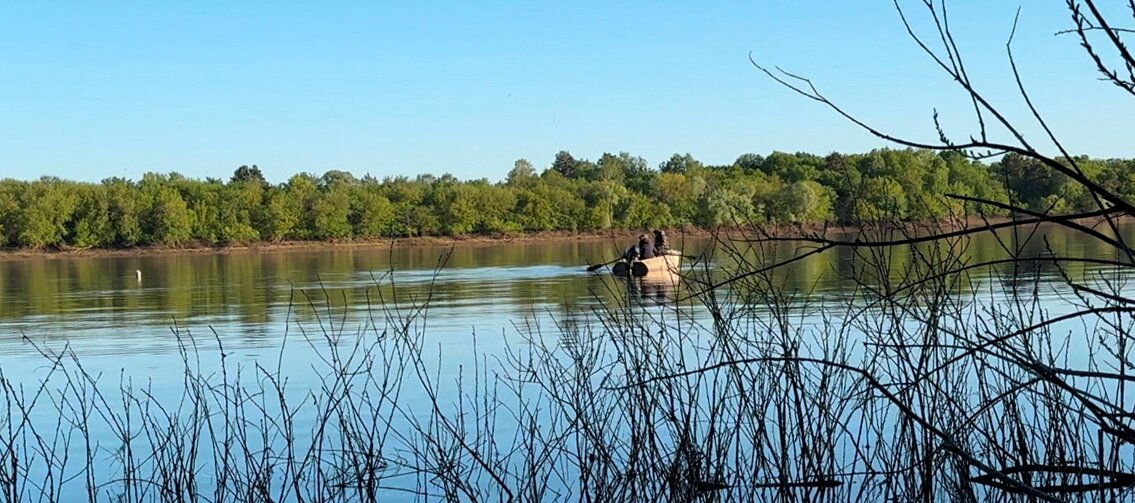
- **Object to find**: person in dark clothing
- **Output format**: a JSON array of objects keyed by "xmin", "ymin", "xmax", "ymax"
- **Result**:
[
  {"xmin": 652, "ymin": 229, "xmax": 669, "ymax": 256},
  {"xmin": 638, "ymin": 234, "xmax": 655, "ymax": 259},
  {"xmin": 624, "ymin": 233, "xmax": 655, "ymax": 261}
]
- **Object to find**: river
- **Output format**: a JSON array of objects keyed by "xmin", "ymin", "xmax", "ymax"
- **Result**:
[{"xmin": 0, "ymin": 225, "xmax": 1131, "ymax": 501}]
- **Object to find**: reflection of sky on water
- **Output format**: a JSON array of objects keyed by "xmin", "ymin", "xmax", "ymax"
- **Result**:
[
  {"xmin": 0, "ymin": 226, "xmax": 1130, "ymax": 388},
  {"xmin": 1, "ymin": 228, "xmax": 1135, "ymax": 499},
  {"xmin": 0, "ymin": 245, "xmax": 700, "ymax": 419},
  {"xmin": 353, "ymin": 264, "xmax": 578, "ymax": 285},
  {"xmin": 2, "ymin": 229, "xmax": 1133, "ymax": 353}
]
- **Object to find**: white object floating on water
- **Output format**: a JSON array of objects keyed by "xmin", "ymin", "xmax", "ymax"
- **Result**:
[{"xmin": 135, "ymin": 269, "xmax": 142, "ymax": 282}]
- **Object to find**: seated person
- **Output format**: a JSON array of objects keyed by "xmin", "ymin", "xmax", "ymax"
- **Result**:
[
  {"xmin": 637, "ymin": 234, "xmax": 655, "ymax": 259},
  {"xmin": 652, "ymin": 229, "xmax": 669, "ymax": 256},
  {"xmin": 623, "ymin": 234, "xmax": 655, "ymax": 261}
]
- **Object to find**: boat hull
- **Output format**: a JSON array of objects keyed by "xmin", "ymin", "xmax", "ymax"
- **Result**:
[{"xmin": 612, "ymin": 252, "xmax": 681, "ymax": 278}]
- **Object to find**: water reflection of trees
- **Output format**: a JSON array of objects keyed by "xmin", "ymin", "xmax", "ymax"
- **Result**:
[{"xmin": 2, "ymin": 226, "xmax": 1132, "ymax": 339}]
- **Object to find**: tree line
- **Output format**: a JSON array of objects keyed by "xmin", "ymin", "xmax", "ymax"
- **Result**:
[{"xmin": 0, "ymin": 148, "xmax": 1132, "ymax": 249}]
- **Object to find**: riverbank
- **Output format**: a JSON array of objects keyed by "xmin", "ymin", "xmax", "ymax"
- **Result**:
[
  {"xmin": 0, "ymin": 229, "xmax": 661, "ymax": 260},
  {"xmin": 0, "ymin": 215, "xmax": 1106, "ymax": 260}
]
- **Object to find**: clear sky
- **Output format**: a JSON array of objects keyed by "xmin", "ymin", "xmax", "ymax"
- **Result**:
[{"xmin": 1, "ymin": 2, "xmax": 1131, "ymax": 184}]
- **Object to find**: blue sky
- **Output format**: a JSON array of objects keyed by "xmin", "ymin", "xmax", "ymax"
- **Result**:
[{"xmin": 1, "ymin": 2, "xmax": 1131, "ymax": 184}]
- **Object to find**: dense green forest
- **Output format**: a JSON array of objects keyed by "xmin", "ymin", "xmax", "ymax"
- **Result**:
[{"xmin": 1, "ymin": 148, "xmax": 1132, "ymax": 249}]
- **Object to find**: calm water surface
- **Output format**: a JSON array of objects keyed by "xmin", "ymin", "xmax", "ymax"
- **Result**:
[
  {"xmin": 0, "ymin": 227, "xmax": 1128, "ymax": 369},
  {"xmin": 0, "ymin": 238, "xmax": 714, "ymax": 387},
  {"xmin": 0, "ymin": 226, "xmax": 1131, "ymax": 499}
]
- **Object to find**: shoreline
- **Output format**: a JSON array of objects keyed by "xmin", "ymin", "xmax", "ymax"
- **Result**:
[
  {"xmin": 0, "ymin": 229, "xmax": 663, "ymax": 261},
  {"xmin": 0, "ymin": 215, "xmax": 1110, "ymax": 261}
]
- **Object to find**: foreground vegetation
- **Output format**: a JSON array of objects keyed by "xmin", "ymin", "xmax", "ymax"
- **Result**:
[
  {"xmin": 2, "ymin": 216, "xmax": 1132, "ymax": 501},
  {"xmin": 2, "ymin": 1, "xmax": 1135, "ymax": 501},
  {"xmin": 3, "ymin": 148, "xmax": 1135, "ymax": 250}
]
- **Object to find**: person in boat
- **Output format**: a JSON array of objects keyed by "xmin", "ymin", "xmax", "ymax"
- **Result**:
[
  {"xmin": 624, "ymin": 233, "xmax": 655, "ymax": 261},
  {"xmin": 652, "ymin": 229, "xmax": 669, "ymax": 256}
]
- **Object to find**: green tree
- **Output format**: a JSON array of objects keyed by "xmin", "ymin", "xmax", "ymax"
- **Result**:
[
  {"xmin": 15, "ymin": 178, "xmax": 79, "ymax": 248},
  {"xmin": 550, "ymin": 150, "xmax": 578, "ymax": 179},
  {"xmin": 516, "ymin": 182, "xmax": 583, "ymax": 231},
  {"xmin": 854, "ymin": 177, "xmax": 908, "ymax": 220},
  {"xmin": 592, "ymin": 153, "xmax": 626, "ymax": 183},
  {"xmin": 262, "ymin": 187, "xmax": 302, "ymax": 241},
  {"xmin": 659, "ymin": 153, "xmax": 703, "ymax": 174},
  {"xmin": 581, "ymin": 181, "xmax": 627, "ymax": 230},
  {"xmin": 734, "ymin": 153, "xmax": 765, "ymax": 172},
  {"xmin": 616, "ymin": 192, "xmax": 671, "ymax": 229},
  {"xmin": 383, "ymin": 176, "xmax": 430, "ymax": 237},
  {"xmin": 0, "ymin": 181, "xmax": 21, "ymax": 246},
  {"xmin": 745, "ymin": 173, "xmax": 785, "ymax": 223},
  {"xmin": 68, "ymin": 185, "xmax": 112, "ymax": 248},
  {"xmin": 506, "ymin": 159, "xmax": 537, "ymax": 187},
  {"xmin": 994, "ymin": 152, "xmax": 1067, "ymax": 213},
  {"xmin": 320, "ymin": 170, "xmax": 357, "ymax": 189},
  {"xmin": 760, "ymin": 151, "xmax": 822, "ymax": 183},
  {"xmin": 147, "ymin": 186, "xmax": 193, "ymax": 245},
  {"xmin": 179, "ymin": 181, "xmax": 220, "ymax": 243},
  {"xmin": 231, "ymin": 165, "xmax": 268, "ymax": 186},
  {"xmin": 778, "ymin": 180, "xmax": 833, "ymax": 223},
  {"xmin": 696, "ymin": 185, "xmax": 754, "ymax": 227},
  {"xmin": 350, "ymin": 185, "xmax": 395, "ymax": 238},
  {"xmin": 437, "ymin": 183, "xmax": 480, "ymax": 235},
  {"xmin": 657, "ymin": 172, "xmax": 705, "ymax": 224},
  {"xmin": 103, "ymin": 178, "xmax": 144, "ymax": 246},
  {"xmin": 472, "ymin": 184, "xmax": 520, "ymax": 234},
  {"xmin": 217, "ymin": 181, "xmax": 262, "ymax": 243},
  {"xmin": 308, "ymin": 188, "xmax": 352, "ymax": 239},
  {"xmin": 818, "ymin": 152, "xmax": 863, "ymax": 222}
]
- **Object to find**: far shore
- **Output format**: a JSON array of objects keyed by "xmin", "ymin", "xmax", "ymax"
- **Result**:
[
  {"xmin": 0, "ymin": 229, "xmax": 673, "ymax": 261},
  {"xmin": 0, "ymin": 215, "xmax": 1113, "ymax": 261}
]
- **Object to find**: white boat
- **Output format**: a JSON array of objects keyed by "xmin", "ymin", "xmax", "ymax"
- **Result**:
[{"xmin": 611, "ymin": 251, "xmax": 681, "ymax": 278}]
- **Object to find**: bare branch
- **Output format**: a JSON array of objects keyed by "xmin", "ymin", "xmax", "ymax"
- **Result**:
[{"xmin": 618, "ymin": 356, "xmax": 1066, "ymax": 503}]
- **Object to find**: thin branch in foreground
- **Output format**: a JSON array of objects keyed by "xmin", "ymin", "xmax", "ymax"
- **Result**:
[{"xmin": 616, "ymin": 355, "xmax": 1065, "ymax": 503}]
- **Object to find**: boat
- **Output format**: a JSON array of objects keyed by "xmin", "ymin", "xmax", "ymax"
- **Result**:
[{"xmin": 612, "ymin": 251, "xmax": 681, "ymax": 278}]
